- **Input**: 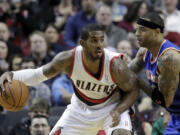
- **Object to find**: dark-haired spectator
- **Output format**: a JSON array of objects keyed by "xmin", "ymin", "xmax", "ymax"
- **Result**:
[
  {"xmin": 118, "ymin": 1, "xmax": 147, "ymax": 33},
  {"xmin": 30, "ymin": 115, "xmax": 50, "ymax": 135},
  {"xmin": 9, "ymin": 98, "xmax": 50, "ymax": 135},
  {"xmin": 44, "ymin": 24, "xmax": 67, "ymax": 55},
  {"xmin": 0, "ymin": 22, "xmax": 22, "ymax": 55},
  {"xmin": 21, "ymin": 57, "xmax": 35, "ymax": 69},
  {"xmin": 9, "ymin": 54, "xmax": 23, "ymax": 71},
  {"xmin": 96, "ymin": 4, "xmax": 127, "ymax": 48},
  {"xmin": 64, "ymin": 0, "xmax": 96, "ymax": 48},
  {"xmin": 53, "ymin": 0, "xmax": 75, "ymax": 32}
]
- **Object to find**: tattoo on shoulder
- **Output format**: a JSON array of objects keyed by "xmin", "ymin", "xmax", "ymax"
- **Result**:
[{"xmin": 158, "ymin": 51, "xmax": 180, "ymax": 73}]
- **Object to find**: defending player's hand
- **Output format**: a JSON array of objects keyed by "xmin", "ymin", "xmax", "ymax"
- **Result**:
[
  {"xmin": 0, "ymin": 72, "xmax": 13, "ymax": 92},
  {"xmin": 109, "ymin": 110, "xmax": 120, "ymax": 128}
]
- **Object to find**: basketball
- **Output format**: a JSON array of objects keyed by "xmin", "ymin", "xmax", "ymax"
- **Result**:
[{"xmin": 0, "ymin": 80, "xmax": 29, "ymax": 112}]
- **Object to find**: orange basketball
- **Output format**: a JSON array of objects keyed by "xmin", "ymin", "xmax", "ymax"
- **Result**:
[{"xmin": 0, "ymin": 80, "xmax": 29, "ymax": 112}]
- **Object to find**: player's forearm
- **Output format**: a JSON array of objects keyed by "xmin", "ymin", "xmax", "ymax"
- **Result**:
[
  {"xmin": 113, "ymin": 90, "xmax": 139, "ymax": 114},
  {"xmin": 137, "ymin": 78, "xmax": 152, "ymax": 97},
  {"xmin": 13, "ymin": 67, "xmax": 48, "ymax": 86}
]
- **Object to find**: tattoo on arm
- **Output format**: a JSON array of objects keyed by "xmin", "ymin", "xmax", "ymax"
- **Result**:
[
  {"xmin": 158, "ymin": 51, "xmax": 180, "ymax": 107},
  {"xmin": 111, "ymin": 57, "xmax": 138, "ymax": 92},
  {"xmin": 43, "ymin": 49, "xmax": 74, "ymax": 78},
  {"xmin": 128, "ymin": 47, "xmax": 146, "ymax": 73}
]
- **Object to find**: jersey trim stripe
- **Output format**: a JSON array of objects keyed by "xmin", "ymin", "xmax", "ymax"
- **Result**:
[
  {"xmin": 69, "ymin": 47, "xmax": 77, "ymax": 77},
  {"xmin": 73, "ymin": 85, "xmax": 117, "ymax": 106},
  {"xmin": 156, "ymin": 48, "xmax": 180, "ymax": 75},
  {"xmin": 158, "ymin": 47, "xmax": 180, "ymax": 58},
  {"xmin": 150, "ymin": 40, "xmax": 166, "ymax": 64},
  {"xmin": 110, "ymin": 54, "xmax": 123, "ymax": 84},
  {"xmin": 143, "ymin": 49, "xmax": 148, "ymax": 62},
  {"xmin": 81, "ymin": 50, "xmax": 105, "ymax": 81}
]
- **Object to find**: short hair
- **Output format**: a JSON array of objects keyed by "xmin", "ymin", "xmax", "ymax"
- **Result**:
[
  {"xmin": 29, "ymin": 98, "xmax": 50, "ymax": 115},
  {"xmin": 141, "ymin": 12, "xmax": 164, "ymax": 29},
  {"xmin": 29, "ymin": 31, "xmax": 47, "ymax": 44},
  {"xmin": 80, "ymin": 24, "xmax": 104, "ymax": 40}
]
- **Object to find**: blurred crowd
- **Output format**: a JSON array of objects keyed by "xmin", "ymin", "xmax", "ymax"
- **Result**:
[{"xmin": 0, "ymin": 0, "xmax": 180, "ymax": 135}]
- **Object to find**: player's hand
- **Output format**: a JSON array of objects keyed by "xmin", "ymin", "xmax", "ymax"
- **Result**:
[
  {"xmin": 0, "ymin": 72, "xmax": 13, "ymax": 92},
  {"xmin": 109, "ymin": 110, "xmax": 120, "ymax": 128}
]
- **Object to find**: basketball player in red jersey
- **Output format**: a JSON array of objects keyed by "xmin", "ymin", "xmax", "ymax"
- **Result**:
[{"xmin": 0, "ymin": 24, "xmax": 151, "ymax": 135}]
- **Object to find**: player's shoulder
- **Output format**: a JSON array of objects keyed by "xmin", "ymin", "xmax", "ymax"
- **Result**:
[{"xmin": 158, "ymin": 49, "xmax": 180, "ymax": 71}]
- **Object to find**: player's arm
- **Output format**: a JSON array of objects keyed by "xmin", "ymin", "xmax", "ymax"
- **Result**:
[
  {"xmin": 157, "ymin": 50, "xmax": 180, "ymax": 107},
  {"xmin": 129, "ymin": 47, "xmax": 153, "ymax": 97},
  {"xmin": 111, "ymin": 57, "xmax": 139, "ymax": 112},
  {"xmin": 128, "ymin": 47, "xmax": 146, "ymax": 73},
  {"xmin": 0, "ymin": 49, "xmax": 74, "ymax": 89},
  {"xmin": 43, "ymin": 49, "xmax": 73, "ymax": 78}
]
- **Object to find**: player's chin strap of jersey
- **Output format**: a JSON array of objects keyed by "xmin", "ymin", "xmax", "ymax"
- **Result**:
[{"xmin": 151, "ymin": 86, "xmax": 166, "ymax": 108}]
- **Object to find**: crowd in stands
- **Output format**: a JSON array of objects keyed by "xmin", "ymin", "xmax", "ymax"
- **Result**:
[{"xmin": 0, "ymin": 0, "xmax": 180, "ymax": 135}]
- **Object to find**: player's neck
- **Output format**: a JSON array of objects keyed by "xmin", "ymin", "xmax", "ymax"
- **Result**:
[
  {"xmin": 148, "ymin": 37, "xmax": 164, "ymax": 59},
  {"xmin": 83, "ymin": 53, "xmax": 101, "ymax": 74}
]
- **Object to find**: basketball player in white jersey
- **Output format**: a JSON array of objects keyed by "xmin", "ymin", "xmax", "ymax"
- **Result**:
[{"xmin": 0, "ymin": 24, "xmax": 151, "ymax": 135}]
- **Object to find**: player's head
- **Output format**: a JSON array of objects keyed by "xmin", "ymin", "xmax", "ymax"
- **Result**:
[
  {"xmin": 30, "ymin": 115, "xmax": 50, "ymax": 135},
  {"xmin": 136, "ymin": 12, "xmax": 164, "ymax": 47},
  {"xmin": 80, "ymin": 24, "xmax": 105, "ymax": 61}
]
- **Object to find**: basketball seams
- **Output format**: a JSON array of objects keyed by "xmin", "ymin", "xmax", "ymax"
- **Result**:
[
  {"xmin": 0, "ymin": 80, "xmax": 29, "ymax": 111},
  {"xmin": 16, "ymin": 81, "xmax": 23, "ymax": 109},
  {"xmin": 0, "ymin": 83, "xmax": 15, "ymax": 110},
  {"xmin": 7, "ymin": 83, "xmax": 17, "ymax": 110}
]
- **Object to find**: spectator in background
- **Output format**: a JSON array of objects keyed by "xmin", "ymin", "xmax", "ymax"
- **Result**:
[
  {"xmin": 9, "ymin": 98, "xmax": 50, "ymax": 135},
  {"xmin": 0, "ymin": 40, "xmax": 9, "ymax": 75},
  {"xmin": 96, "ymin": 4, "xmax": 127, "ymax": 48},
  {"xmin": 29, "ymin": 31, "xmax": 53, "ymax": 67},
  {"xmin": 9, "ymin": 54, "xmax": 23, "ymax": 71},
  {"xmin": 51, "ymin": 74, "xmax": 74, "ymax": 106},
  {"xmin": 21, "ymin": 57, "xmax": 35, "ymax": 69},
  {"xmin": 29, "ymin": 115, "xmax": 50, "ymax": 135},
  {"xmin": 96, "ymin": 0, "xmax": 128, "ymax": 22},
  {"xmin": 53, "ymin": 0, "xmax": 75, "ymax": 32},
  {"xmin": 44, "ymin": 24, "xmax": 67, "ymax": 55},
  {"xmin": 0, "ymin": 22, "xmax": 22, "ymax": 55},
  {"xmin": 118, "ymin": 0, "xmax": 147, "ymax": 33},
  {"xmin": 64, "ymin": 0, "xmax": 96, "ymax": 48},
  {"xmin": 20, "ymin": 57, "xmax": 51, "ymax": 108},
  {"xmin": 117, "ymin": 40, "xmax": 133, "ymax": 57},
  {"xmin": 163, "ymin": 0, "xmax": 180, "ymax": 34}
]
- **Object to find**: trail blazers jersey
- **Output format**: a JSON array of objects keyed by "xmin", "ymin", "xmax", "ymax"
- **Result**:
[{"xmin": 69, "ymin": 46, "xmax": 123, "ymax": 107}]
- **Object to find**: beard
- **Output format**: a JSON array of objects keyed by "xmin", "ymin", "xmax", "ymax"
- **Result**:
[{"xmin": 86, "ymin": 49, "xmax": 100, "ymax": 61}]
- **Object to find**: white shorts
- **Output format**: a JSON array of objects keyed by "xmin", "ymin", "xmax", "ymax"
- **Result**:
[{"xmin": 49, "ymin": 95, "xmax": 132, "ymax": 135}]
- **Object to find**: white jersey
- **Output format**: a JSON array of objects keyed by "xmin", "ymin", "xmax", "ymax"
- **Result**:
[
  {"xmin": 69, "ymin": 46, "xmax": 123, "ymax": 109},
  {"xmin": 50, "ymin": 46, "xmax": 133, "ymax": 135}
]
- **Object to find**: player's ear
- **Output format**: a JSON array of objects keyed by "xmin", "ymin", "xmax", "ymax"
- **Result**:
[
  {"xmin": 80, "ymin": 39, "xmax": 85, "ymax": 47},
  {"xmin": 155, "ymin": 28, "xmax": 161, "ymax": 34}
]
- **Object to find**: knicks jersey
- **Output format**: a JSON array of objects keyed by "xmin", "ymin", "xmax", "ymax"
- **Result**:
[
  {"xmin": 69, "ymin": 46, "xmax": 123, "ymax": 108},
  {"xmin": 143, "ymin": 40, "xmax": 180, "ymax": 113}
]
